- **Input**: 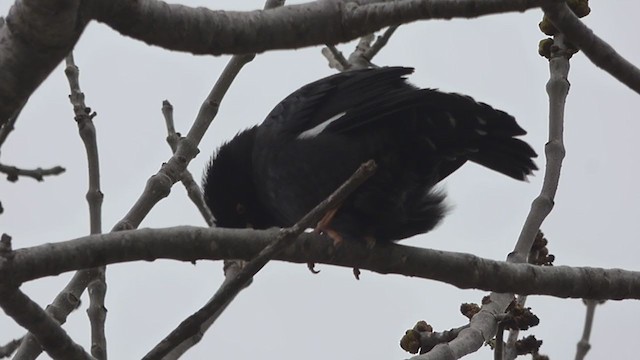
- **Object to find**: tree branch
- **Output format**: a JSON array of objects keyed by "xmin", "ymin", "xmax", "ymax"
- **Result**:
[
  {"xmin": 0, "ymin": 285, "xmax": 93, "ymax": 360},
  {"xmin": 144, "ymin": 160, "xmax": 377, "ymax": 359},
  {"xmin": 0, "ymin": 0, "xmax": 87, "ymax": 125},
  {"xmin": 2, "ymin": 227, "xmax": 640, "ymax": 300},
  {"xmin": 0, "ymin": 337, "xmax": 21, "ymax": 358},
  {"xmin": 542, "ymin": 3, "xmax": 640, "ymax": 95},
  {"xmin": 0, "ymin": 163, "xmax": 65, "ymax": 182},
  {"xmin": 64, "ymin": 53, "xmax": 107, "ymax": 360},
  {"xmin": 161, "ymin": 100, "xmax": 214, "ymax": 227},
  {"xmin": 1, "ymin": 0, "xmax": 565, "ymax": 124},
  {"xmin": 156, "ymin": 1, "xmax": 288, "ymax": 355},
  {"xmin": 575, "ymin": 300, "xmax": 601, "ymax": 360}
]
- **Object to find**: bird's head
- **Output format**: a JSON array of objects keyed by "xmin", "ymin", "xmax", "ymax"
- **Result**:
[{"xmin": 202, "ymin": 127, "xmax": 275, "ymax": 229}]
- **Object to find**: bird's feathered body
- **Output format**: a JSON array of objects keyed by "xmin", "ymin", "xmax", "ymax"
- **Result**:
[{"xmin": 203, "ymin": 67, "xmax": 536, "ymax": 242}]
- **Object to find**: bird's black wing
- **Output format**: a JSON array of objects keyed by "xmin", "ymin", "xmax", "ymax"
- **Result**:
[
  {"xmin": 315, "ymin": 77, "xmax": 538, "ymax": 181},
  {"xmin": 265, "ymin": 67, "xmax": 414, "ymax": 138}
]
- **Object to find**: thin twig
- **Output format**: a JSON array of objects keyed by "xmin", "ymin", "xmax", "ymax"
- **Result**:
[
  {"xmin": 0, "ymin": 164, "xmax": 65, "ymax": 182},
  {"xmin": 363, "ymin": 26, "xmax": 399, "ymax": 61},
  {"xmin": 143, "ymin": 160, "xmax": 377, "ymax": 359},
  {"xmin": 347, "ymin": 34, "xmax": 376, "ymax": 69},
  {"xmin": 161, "ymin": 100, "xmax": 214, "ymax": 226},
  {"xmin": 322, "ymin": 45, "xmax": 351, "ymax": 71},
  {"xmin": 65, "ymin": 53, "xmax": 107, "ymax": 360},
  {"xmin": 14, "ymin": 53, "xmax": 107, "ymax": 360},
  {"xmin": 575, "ymin": 300, "xmax": 601, "ymax": 360}
]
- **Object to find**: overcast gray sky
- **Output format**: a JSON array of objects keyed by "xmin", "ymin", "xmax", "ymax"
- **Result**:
[{"xmin": 1, "ymin": 1, "xmax": 640, "ymax": 359}]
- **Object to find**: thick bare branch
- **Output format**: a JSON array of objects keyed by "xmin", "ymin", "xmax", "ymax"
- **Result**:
[
  {"xmin": 90, "ymin": 0, "xmax": 561, "ymax": 55},
  {"xmin": 1, "ymin": 0, "xmax": 564, "ymax": 125},
  {"xmin": 0, "ymin": 0, "xmax": 87, "ymax": 125},
  {"xmin": 2, "ymin": 226, "xmax": 640, "ymax": 300}
]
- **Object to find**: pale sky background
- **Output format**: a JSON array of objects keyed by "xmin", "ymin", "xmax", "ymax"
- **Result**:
[{"xmin": 1, "ymin": 1, "xmax": 640, "ymax": 359}]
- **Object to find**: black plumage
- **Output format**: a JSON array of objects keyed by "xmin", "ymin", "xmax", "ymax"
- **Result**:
[{"xmin": 203, "ymin": 67, "xmax": 537, "ymax": 242}]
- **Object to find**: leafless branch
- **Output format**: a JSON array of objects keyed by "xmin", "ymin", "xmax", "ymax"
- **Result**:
[
  {"xmin": 322, "ymin": 45, "xmax": 352, "ymax": 71},
  {"xmin": 143, "ymin": 160, "xmax": 377, "ymax": 359},
  {"xmin": 64, "ymin": 53, "xmax": 107, "ymax": 360},
  {"xmin": 363, "ymin": 26, "xmax": 399, "ymax": 61},
  {"xmin": 0, "ymin": 285, "xmax": 94, "ymax": 360},
  {"xmin": 542, "ymin": 3, "xmax": 640, "ymax": 95},
  {"xmin": 13, "ymin": 270, "xmax": 97, "ymax": 359},
  {"xmin": 14, "ymin": 52, "xmax": 108, "ymax": 360},
  {"xmin": 575, "ymin": 300, "xmax": 602, "ymax": 360},
  {"xmin": 0, "ymin": 163, "xmax": 65, "ymax": 182},
  {"xmin": 10, "ymin": 10, "xmax": 261, "ymax": 359},
  {"xmin": 2, "ymin": 226, "xmax": 640, "ymax": 300},
  {"xmin": 161, "ymin": 100, "xmax": 214, "ymax": 226},
  {"xmin": 0, "ymin": 337, "xmax": 21, "ymax": 358},
  {"xmin": 409, "ymin": 31, "xmax": 572, "ymax": 358},
  {"xmin": 1, "ymin": 0, "xmax": 566, "ymax": 124},
  {"xmin": 161, "ymin": 260, "xmax": 246, "ymax": 360}
]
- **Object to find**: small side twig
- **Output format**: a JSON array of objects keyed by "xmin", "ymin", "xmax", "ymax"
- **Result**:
[
  {"xmin": 575, "ymin": 300, "xmax": 602, "ymax": 360},
  {"xmin": 363, "ymin": 25, "xmax": 399, "ymax": 61},
  {"xmin": 161, "ymin": 100, "xmax": 214, "ymax": 226},
  {"xmin": 323, "ymin": 26, "xmax": 399, "ymax": 71},
  {"xmin": 0, "ymin": 164, "xmax": 65, "ymax": 182},
  {"xmin": 322, "ymin": 45, "xmax": 351, "ymax": 71},
  {"xmin": 143, "ymin": 160, "xmax": 377, "ymax": 360}
]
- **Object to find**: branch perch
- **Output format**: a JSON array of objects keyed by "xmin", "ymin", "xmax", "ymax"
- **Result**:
[{"xmin": 143, "ymin": 160, "xmax": 377, "ymax": 359}]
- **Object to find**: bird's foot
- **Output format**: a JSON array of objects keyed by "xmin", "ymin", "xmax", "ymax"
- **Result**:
[
  {"xmin": 315, "ymin": 207, "xmax": 344, "ymax": 246},
  {"xmin": 307, "ymin": 262, "xmax": 320, "ymax": 274},
  {"xmin": 352, "ymin": 267, "xmax": 361, "ymax": 280}
]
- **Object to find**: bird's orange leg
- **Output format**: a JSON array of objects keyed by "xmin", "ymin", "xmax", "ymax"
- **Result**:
[{"xmin": 315, "ymin": 207, "xmax": 344, "ymax": 246}]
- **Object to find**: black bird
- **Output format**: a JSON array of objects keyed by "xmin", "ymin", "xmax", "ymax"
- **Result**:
[{"xmin": 203, "ymin": 67, "xmax": 537, "ymax": 243}]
